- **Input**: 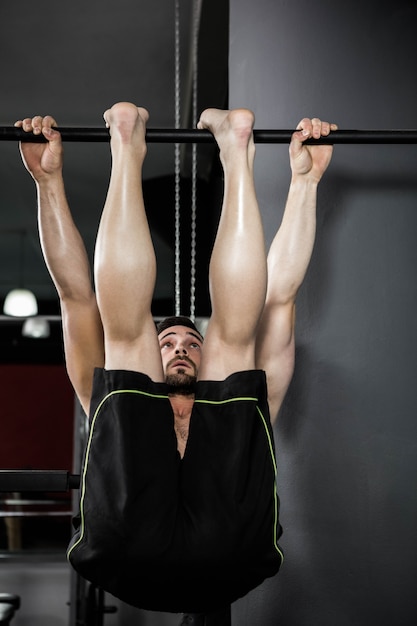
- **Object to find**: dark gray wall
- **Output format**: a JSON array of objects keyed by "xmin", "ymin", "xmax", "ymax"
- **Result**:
[{"xmin": 229, "ymin": 1, "xmax": 417, "ymax": 625}]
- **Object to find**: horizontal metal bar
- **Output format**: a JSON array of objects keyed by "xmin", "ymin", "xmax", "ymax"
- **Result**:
[
  {"xmin": 1, "ymin": 127, "xmax": 417, "ymax": 144},
  {"xmin": 2, "ymin": 498, "xmax": 69, "ymax": 505},
  {"xmin": 0, "ymin": 511, "xmax": 73, "ymax": 518},
  {"xmin": 0, "ymin": 470, "xmax": 80, "ymax": 492}
]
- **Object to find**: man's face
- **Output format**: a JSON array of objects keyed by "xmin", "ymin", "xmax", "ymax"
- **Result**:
[{"xmin": 158, "ymin": 325, "xmax": 203, "ymax": 387}]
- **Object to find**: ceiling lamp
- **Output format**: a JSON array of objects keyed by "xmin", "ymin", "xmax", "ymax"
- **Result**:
[{"xmin": 4, "ymin": 288, "xmax": 38, "ymax": 317}]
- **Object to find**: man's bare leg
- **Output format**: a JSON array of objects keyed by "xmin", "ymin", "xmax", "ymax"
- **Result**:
[
  {"xmin": 94, "ymin": 102, "xmax": 163, "ymax": 381},
  {"xmin": 196, "ymin": 108, "xmax": 267, "ymax": 380}
]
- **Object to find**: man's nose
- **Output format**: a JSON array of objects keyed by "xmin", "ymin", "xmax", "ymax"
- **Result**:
[{"xmin": 175, "ymin": 346, "xmax": 188, "ymax": 354}]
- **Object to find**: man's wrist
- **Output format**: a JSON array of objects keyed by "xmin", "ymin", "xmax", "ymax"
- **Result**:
[
  {"xmin": 290, "ymin": 174, "xmax": 320, "ymax": 189},
  {"xmin": 35, "ymin": 171, "xmax": 65, "ymax": 193}
]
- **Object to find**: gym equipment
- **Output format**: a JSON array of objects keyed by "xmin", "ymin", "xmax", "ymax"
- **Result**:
[{"xmin": 1, "ymin": 126, "xmax": 417, "ymax": 144}]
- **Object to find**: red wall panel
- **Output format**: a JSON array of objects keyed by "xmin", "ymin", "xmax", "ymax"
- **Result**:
[{"xmin": 0, "ymin": 365, "xmax": 74, "ymax": 470}]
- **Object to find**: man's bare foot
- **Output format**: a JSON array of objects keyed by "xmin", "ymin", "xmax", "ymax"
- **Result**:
[
  {"xmin": 197, "ymin": 108, "xmax": 255, "ymax": 157},
  {"xmin": 103, "ymin": 102, "xmax": 149, "ymax": 146}
]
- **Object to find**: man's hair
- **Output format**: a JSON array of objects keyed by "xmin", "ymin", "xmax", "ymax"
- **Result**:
[{"xmin": 156, "ymin": 315, "xmax": 204, "ymax": 341}]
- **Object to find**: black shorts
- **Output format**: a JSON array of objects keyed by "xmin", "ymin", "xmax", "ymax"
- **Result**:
[{"xmin": 67, "ymin": 368, "xmax": 283, "ymax": 613}]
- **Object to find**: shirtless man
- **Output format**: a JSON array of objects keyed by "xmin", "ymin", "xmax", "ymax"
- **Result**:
[{"xmin": 17, "ymin": 104, "xmax": 335, "ymax": 616}]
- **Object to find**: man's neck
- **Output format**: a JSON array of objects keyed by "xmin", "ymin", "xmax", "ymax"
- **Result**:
[
  {"xmin": 168, "ymin": 393, "xmax": 195, "ymax": 417},
  {"xmin": 169, "ymin": 394, "xmax": 194, "ymax": 459}
]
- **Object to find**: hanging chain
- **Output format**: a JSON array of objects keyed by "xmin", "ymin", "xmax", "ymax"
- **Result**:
[
  {"xmin": 174, "ymin": 0, "xmax": 202, "ymax": 319},
  {"xmin": 189, "ymin": 0, "xmax": 202, "ymax": 322},
  {"xmin": 174, "ymin": 0, "xmax": 181, "ymax": 315}
]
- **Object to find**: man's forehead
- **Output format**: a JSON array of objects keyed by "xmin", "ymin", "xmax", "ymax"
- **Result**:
[{"xmin": 158, "ymin": 325, "xmax": 203, "ymax": 343}]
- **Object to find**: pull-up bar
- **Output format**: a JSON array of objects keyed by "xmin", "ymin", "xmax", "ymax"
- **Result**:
[{"xmin": 1, "ymin": 127, "xmax": 417, "ymax": 144}]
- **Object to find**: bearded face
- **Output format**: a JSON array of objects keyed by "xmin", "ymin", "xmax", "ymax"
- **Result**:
[
  {"xmin": 158, "ymin": 325, "xmax": 203, "ymax": 395},
  {"xmin": 165, "ymin": 359, "xmax": 198, "ymax": 395}
]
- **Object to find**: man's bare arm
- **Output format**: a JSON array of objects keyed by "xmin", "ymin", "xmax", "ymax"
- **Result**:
[
  {"xmin": 256, "ymin": 117, "xmax": 336, "ymax": 423},
  {"xmin": 17, "ymin": 117, "xmax": 104, "ymax": 414}
]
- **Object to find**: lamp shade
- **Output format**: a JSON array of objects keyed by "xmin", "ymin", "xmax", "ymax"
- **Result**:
[{"xmin": 3, "ymin": 288, "xmax": 38, "ymax": 317}]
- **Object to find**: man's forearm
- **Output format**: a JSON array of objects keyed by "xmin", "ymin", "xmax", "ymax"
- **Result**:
[
  {"xmin": 266, "ymin": 175, "xmax": 319, "ymax": 304},
  {"xmin": 36, "ymin": 176, "xmax": 93, "ymax": 300}
]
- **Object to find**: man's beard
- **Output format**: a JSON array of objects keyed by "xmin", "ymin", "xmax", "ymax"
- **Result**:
[{"xmin": 165, "ymin": 370, "xmax": 197, "ymax": 395}]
